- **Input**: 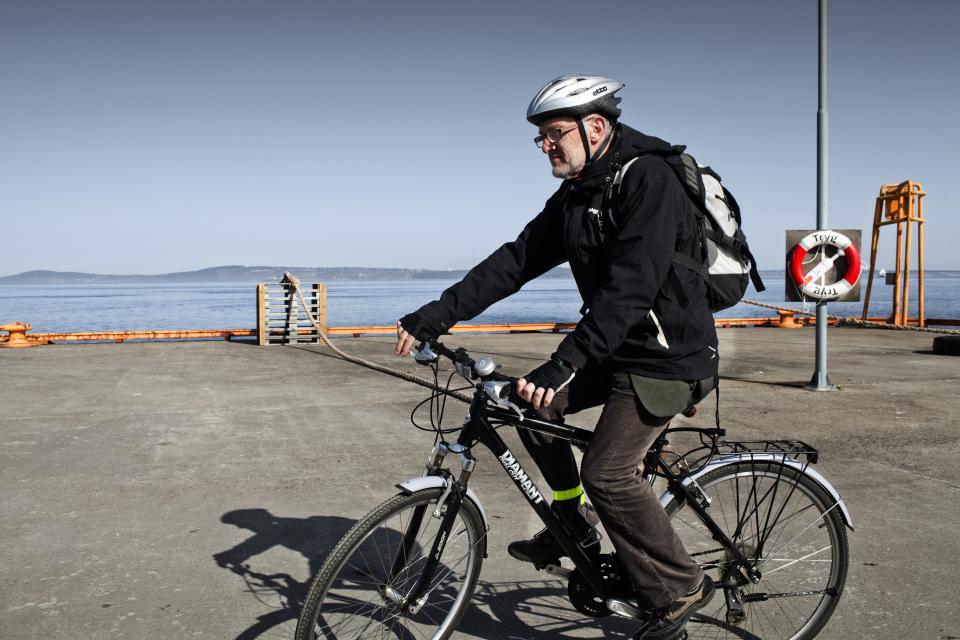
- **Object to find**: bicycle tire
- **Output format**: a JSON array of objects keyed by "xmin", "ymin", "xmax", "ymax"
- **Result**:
[
  {"xmin": 295, "ymin": 487, "xmax": 485, "ymax": 640},
  {"xmin": 665, "ymin": 461, "xmax": 849, "ymax": 640}
]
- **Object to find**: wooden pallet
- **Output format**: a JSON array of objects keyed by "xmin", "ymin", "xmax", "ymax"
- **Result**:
[{"xmin": 256, "ymin": 283, "xmax": 326, "ymax": 346}]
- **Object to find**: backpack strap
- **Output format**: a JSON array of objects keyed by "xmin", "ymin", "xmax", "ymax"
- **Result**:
[
  {"xmin": 664, "ymin": 153, "xmax": 706, "ymax": 209},
  {"xmin": 672, "ymin": 250, "xmax": 708, "ymax": 279},
  {"xmin": 605, "ymin": 151, "xmax": 698, "ymax": 307},
  {"xmin": 718, "ymin": 185, "xmax": 766, "ymax": 293},
  {"xmin": 605, "ymin": 156, "xmax": 640, "ymax": 229}
]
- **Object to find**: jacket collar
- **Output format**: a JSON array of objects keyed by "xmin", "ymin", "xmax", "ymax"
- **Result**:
[{"xmin": 571, "ymin": 124, "xmax": 675, "ymax": 191}]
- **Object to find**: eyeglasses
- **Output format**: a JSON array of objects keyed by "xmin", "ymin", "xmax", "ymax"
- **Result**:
[{"xmin": 533, "ymin": 125, "xmax": 579, "ymax": 149}]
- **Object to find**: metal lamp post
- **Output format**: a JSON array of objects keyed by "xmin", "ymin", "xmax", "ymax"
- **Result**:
[{"xmin": 807, "ymin": 0, "xmax": 836, "ymax": 391}]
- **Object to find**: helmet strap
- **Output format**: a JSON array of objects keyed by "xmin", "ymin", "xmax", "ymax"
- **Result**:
[
  {"xmin": 575, "ymin": 117, "xmax": 591, "ymax": 164},
  {"xmin": 591, "ymin": 126, "xmax": 614, "ymax": 164},
  {"xmin": 577, "ymin": 116, "xmax": 614, "ymax": 169}
]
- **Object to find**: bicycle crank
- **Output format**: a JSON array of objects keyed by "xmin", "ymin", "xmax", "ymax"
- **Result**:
[{"xmin": 567, "ymin": 569, "xmax": 611, "ymax": 617}]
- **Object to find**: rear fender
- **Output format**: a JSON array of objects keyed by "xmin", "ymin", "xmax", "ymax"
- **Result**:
[{"xmin": 658, "ymin": 453, "xmax": 854, "ymax": 530}]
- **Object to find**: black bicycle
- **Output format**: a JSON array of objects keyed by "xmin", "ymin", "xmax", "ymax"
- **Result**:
[{"xmin": 295, "ymin": 341, "xmax": 852, "ymax": 640}]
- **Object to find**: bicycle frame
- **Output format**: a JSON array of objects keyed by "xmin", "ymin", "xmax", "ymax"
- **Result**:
[
  {"xmin": 403, "ymin": 385, "xmax": 757, "ymax": 606},
  {"xmin": 395, "ymin": 349, "xmax": 850, "ymax": 615},
  {"xmin": 464, "ymin": 395, "xmax": 611, "ymax": 596},
  {"xmin": 297, "ymin": 342, "xmax": 851, "ymax": 640}
]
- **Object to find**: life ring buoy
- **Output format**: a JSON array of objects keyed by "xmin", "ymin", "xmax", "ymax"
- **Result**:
[{"xmin": 789, "ymin": 230, "xmax": 861, "ymax": 300}]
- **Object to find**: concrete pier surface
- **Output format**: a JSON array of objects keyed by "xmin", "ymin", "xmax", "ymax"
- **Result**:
[{"xmin": 1, "ymin": 327, "xmax": 958, "ymax": 639}]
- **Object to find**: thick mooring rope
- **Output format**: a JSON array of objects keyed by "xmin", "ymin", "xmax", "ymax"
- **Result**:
[
  {"xmin": 278, "ymin": 275, "xmax": 958, "ymax": 395},
  {"xmin": 741, "ymin": 298, "xmax": 960, "ymax": 336},
  {"xmin": 281, "ymin": 273, "xmax": 473, "ymax": 403}
]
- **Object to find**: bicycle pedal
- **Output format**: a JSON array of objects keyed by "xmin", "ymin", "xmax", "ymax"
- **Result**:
[
  {"xmin": 543, "ymin": 563, "xmax": 571, "ymax": 579},
  {"xmin": 725, "ymin": 608, "xmax": 746, "ymax": 625},
  {"xmin": 530, "ymin": 557, "xmax": 561, "ymax": 571},
  {"xmin": 605, "ymin": 597, "xmax": 644, "ymax": 619}
]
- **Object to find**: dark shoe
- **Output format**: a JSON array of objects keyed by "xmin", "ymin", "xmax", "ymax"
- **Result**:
[
  {"xmin": 507, "ymin": 526, "xmax": 566, "ymax": 565},
  {"xmin": 507, "ymin": 502, "xmax": 600, "ymax": 567},
  {"xmin": 633, "ymin": 575, "xmax": 715, "ymax": 640}
]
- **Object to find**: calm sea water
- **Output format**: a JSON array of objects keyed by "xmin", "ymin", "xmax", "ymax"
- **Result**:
[{"xmin": 1, "ymin": 272, "xmax": 958, "ymax": 334}]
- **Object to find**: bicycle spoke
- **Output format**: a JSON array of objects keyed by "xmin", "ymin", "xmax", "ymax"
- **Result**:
[
  {"xmin": 744, "ymin": 503, "xmax": 817, "ymax": 549},
  {"xmin": 755, "ymin": 474, "xmax": 807, "ymax": 557},
  {"xmin": 732, "ymin": 470, "xmax": 781, "ymax": 543},
  {"xmin": 755, "ymin": 502, "xmax": 839, "ymax": 572}
]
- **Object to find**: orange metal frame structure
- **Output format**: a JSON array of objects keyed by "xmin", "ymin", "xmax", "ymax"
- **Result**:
[{"xmin": 862, "ymin": 180, "xmax": 926, "ymax": 327}]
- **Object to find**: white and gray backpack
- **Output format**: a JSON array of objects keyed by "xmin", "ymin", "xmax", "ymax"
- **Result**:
[{"xmin": 607, "ymin": 146, "xmax": 765, "ymax": 312}]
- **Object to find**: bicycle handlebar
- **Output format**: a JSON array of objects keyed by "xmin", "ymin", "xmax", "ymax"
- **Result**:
[
  {"xmin": 414, "ymin": 340, "xmax": 725, "ymax": 436},
  {"xmin": 414, "ymin": 340, "xmax": 525, "ymax": 416},
  {"xmin": 417, "ymin": 340, "xmax": 514, "ymax": 384}
]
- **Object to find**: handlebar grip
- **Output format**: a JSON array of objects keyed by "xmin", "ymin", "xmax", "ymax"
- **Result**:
[
  {"xmin": 427, "ymin": 339, "xmax": 458, "ymax": 361},
  {"xmin": 484, "ymin": 370, "xmax": 513, "ymax": 383}
]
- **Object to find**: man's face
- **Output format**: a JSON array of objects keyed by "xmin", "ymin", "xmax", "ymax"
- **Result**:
[{"xmin": 537, "ymin": 116, "xmax": 586, "ymax": 180}]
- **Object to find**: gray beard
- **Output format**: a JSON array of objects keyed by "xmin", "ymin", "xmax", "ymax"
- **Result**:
[{"xmin": 551, "ymin": 157, "xmax": 585, "ymax": 180}]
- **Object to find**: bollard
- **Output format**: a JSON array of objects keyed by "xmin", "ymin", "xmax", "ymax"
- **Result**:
[
  {"xmin": 777, "ymin": 310, "xmax": 804, "ymax": 329},
  {"xmin": 0, "ymin": 322, "xmax": 49, "ymax": 348}
]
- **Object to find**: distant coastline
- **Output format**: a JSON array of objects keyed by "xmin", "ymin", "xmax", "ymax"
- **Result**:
[
  {"xmin": 2, "ymin": 266, "xmax": 956, "ymax": 285},
  {"xmin": 0, "ymin": 265, "xmax": 575, "ymax": 284}
]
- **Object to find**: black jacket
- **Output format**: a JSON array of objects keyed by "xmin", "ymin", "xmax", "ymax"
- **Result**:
[{"xmin": 403, "ymin": 124, "xmax": 718, "ymax": 381}]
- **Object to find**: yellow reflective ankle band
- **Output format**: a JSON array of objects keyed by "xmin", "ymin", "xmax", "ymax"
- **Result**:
[{"xmin": 552, "ymin": 485, "xmax": 584, "ymax": 502}]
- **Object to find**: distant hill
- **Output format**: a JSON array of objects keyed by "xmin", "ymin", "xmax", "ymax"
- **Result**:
[{"xmin": 0, "ymin": 265, "xmax": 575, "ymax": 284}]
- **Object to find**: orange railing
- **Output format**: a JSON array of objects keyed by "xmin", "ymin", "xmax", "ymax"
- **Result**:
[
  {"xmin": 0, "ymin": 316, "xmax": 824, "ymax": 347},
  {"xmin": 6, "ymin": 314, "xmax": 950, "ymax": 348}
]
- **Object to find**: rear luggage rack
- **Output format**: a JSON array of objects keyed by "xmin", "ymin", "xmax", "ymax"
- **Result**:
[
  {"xmin": 661, "ymin": 439, "xmax": 820, "ymax": 477},
  {"xmin": 719, "ymin": 440, "xmax": 819, "ymax": 464}
]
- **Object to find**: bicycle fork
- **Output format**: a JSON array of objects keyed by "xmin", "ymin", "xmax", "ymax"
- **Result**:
[{"xmin": 384, "ymin": 446, "xmax": 476, "ymax": 614}]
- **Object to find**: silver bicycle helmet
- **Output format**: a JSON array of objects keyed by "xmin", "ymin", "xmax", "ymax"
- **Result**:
[{"xmin": 526, "ymin": 74, "xmax": 624, "ymax": 125}]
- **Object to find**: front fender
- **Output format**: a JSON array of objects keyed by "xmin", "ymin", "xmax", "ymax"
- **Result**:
[
  {"xmin": 396, "ymin": 476, "xmax": 491, "ymax": 534},
  {"xmin": 658, "ymin": 453, "xmax": 854, "ymax": 530}
]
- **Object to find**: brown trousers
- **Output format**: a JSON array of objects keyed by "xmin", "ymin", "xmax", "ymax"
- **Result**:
[{"xmin": 517, "ymin": 367, "xmax": 703, "ymax": 609}]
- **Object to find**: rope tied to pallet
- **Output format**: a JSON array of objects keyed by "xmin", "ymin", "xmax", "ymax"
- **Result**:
[{"xmin": 280, "ymin": 272, "xmax": 473, "ymax": 403}]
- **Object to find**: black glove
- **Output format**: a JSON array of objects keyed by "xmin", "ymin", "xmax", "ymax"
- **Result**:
[
  {"xmin": 522, "ymin": 358, "xmax": 576, "ymax": 394},
  {"xmin": 398, "ymin": 309, "xmax": 448, "ymax": 342}
]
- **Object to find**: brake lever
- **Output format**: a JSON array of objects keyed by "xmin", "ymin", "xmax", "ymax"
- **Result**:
[
  {"xmin": 412, "ymin": 342, "xmax": 440, "ymax": 365},
  {"xmin": 482, "ymin": 380, "xmax": 525, "ymax": 422},
  {"xmin": 454, "ymin": 360, "xmax": 473, "ymax": 381}
]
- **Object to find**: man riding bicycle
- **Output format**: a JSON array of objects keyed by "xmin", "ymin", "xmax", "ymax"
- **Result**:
[{"xmin": 395, "ymin": 74, "xmax": 717, "ymax": 640}]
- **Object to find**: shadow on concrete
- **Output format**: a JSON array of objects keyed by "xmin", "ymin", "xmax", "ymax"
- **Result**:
[
  {"xmin": 459, "ymin": 578, "xmax": 635, "ymax": 639},
  {"xmin": 213, "ymin": 508, "xmax": 635, "ymax": 639},
  {"xmin": 719, "ymin": 375, "xmax": 809, "ymax": 389},
  {"xmin": 224, "ymin": 336, "xmax": 261, "ymax": 347},
  {"xmin": 213, "ymin": 508, "xmax": 357, "ymax": 640},
  {"xmin": 914, "ymin": 349, "xmax": 960, "ymax": 357}
]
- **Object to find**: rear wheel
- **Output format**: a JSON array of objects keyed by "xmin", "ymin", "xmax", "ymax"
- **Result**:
[
  {"xmin": 295, "ymin": 487, "xmax": 485, "ymax": 640},
  {"xmin": 665, "ymin": 462, "xmax": 848, "ymax": 640}
]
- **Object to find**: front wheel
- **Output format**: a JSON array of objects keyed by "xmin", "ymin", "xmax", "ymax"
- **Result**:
[
  {"xmin": 665, "ymin": 462, "xmax": 849, "ymax": 640},
  {"xmin": 295, "ymin": 487, "xmax": 486, "ymax": 640}
]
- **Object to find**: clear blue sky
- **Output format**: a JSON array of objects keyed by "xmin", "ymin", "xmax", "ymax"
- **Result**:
[{"xmin": 2, "ymin": 0, "xmax": 957, "ymax": 275}]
